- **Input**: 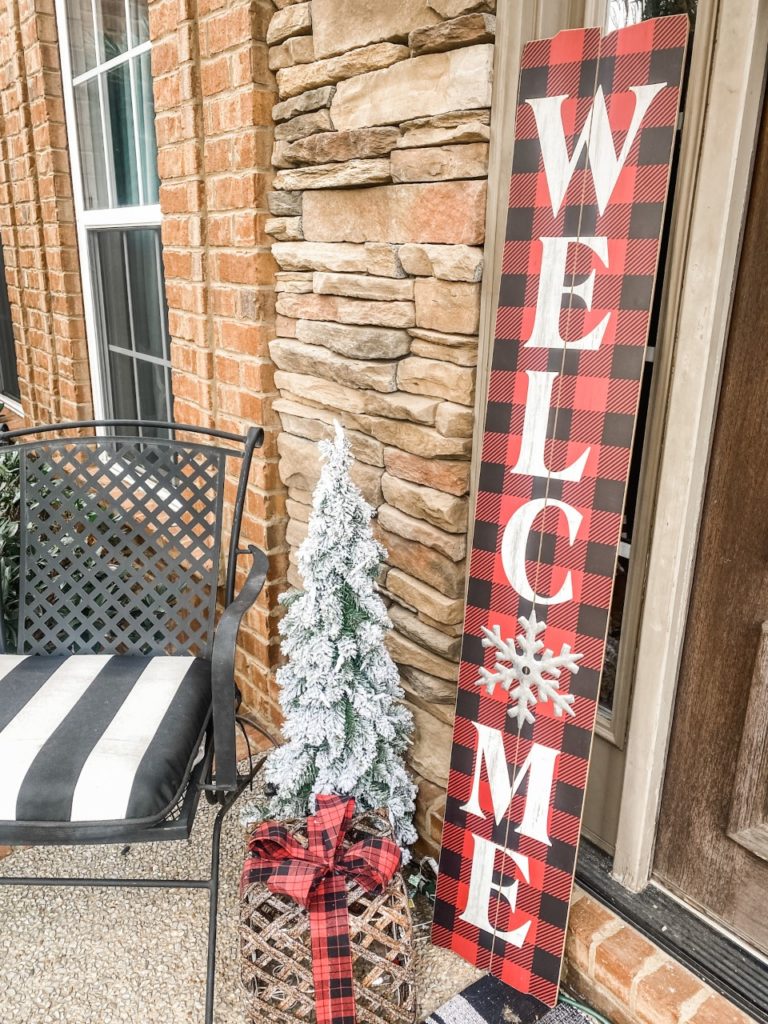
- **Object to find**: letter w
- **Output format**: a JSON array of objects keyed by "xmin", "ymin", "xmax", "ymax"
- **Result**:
[{"xmin": 527, "ymin": 83, "xmax": 665, "ymax": 216}]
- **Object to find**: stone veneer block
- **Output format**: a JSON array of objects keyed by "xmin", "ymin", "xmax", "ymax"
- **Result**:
[
  {"xmin": 344, "ymin": 411, "xmax": 471, "ymax": 456},
  {"xmin": 378, "ymin": 503, "xmax": 466, "ymax": 561},
  {"xmin": 273, "ymin": 158, "xmax": 392, "ymax": 190},
  {"xmin": 270, "ymin": 337, "xmax": 398, "ymax": 392},
  {"xmin": 399, "ymin": 243, "xmax": 483, "ymax": 281},
  {"xmin": 382, "ymin": 472, "xmax": 468, "ymax": 532},
  {"xmin": 330, "ymin": 44, "xmax": 494, "ymax": 130},
  {"xmin": 408, "ymin": 702, "xmax": 454, "ymax": 786},
  {"xmin": 415, "ymin": 277, "xmax": 481, "ymax": 334},
  {"xmin": 276, "ymin": 290, "xmax": 415, "ymax": 328},
  {"xmin": 387, "ymin": 567, "xmax": 466, "ymax": 624},
  {"xmin": 272, "ymin": 241, "xmax": 369, "ymax": 272},
  {"xmin": 273, "ymin": 86, "xmax": 336, "ymax": 124},
  {"xmin": 378, "ymin": 527, "xmax": 466, "ymax": 597},
  {"xmin": 274, "ymin": 109, "xmax": 335, "ymax": 142},
  {"xmin": 409, "ymin": 13, "xmax": 496, "ymax": 55},
  {"xmin": 383, "ymin": 446, "xmax": 470, "ymax": 495},
  {"xmin": 391, "ymin": 142, "xmax": 489, "ymax": 183},
  {"xmin": 277, "ymin": 42, "xmax": 409, "ymax": 100},
  {"xmin": 276, "ymin": 371, "xmax": 440, "ymax": 423},
  {"xmin": 281, "ymin": 127, "xmax": 401, "ymax": 166},
  {"xmin": 313, "ymin": 272, "xmax": 414, "ymax": 301},
  {"xmin": 295, "ymin": 318, "xmax": 411, "ymax": 358},
  {"xmin": 398, "ymin": 355, "xmax": 475, "ymax": 403},
  {"xmin": 428, "ymin": 0, "xmax": 496, "ymax": 15},
  {"xmin": 389, "ymin": 604, "xmax": 462, "ymax": 659},
  {"xmin": 302, "ymin": 181, "xmax": 487, "ymax": 244},
  {"xmin": 266, "ymin": 2, "xmax": 312, "ymax": 46},
  {"xmin": 387, "ymin": 630, "xmax": 460, "ymax": 680},
  {"xmin": 268, "ymin": 35, "xmax": 315, "ymax": 71},
  {"xmin": 312, "ymin": 0, "xmax": 440, "ymax": 59}
]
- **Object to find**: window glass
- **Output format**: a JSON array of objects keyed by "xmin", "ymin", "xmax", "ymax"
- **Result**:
[
  {"xmin": 106, "ymin": 63, "xmax": 140, "ymax": 207},
  {"xmin": 606, "ymin": 0, "xmax": 697, "ymax": 30},
  {"xmin": 0, "ymin": 247, "xmax": 20, "ymax": 403},
  {"xmin": 74, "ymin": 78, "xmax": 109, "ymax": 209}
]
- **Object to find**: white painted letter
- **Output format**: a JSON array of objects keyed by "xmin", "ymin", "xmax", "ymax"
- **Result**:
[
  {"xmin": 460, "ymin": 722, "xmax": 559, "ymax": 845},
  {"xmin": 527, "ymin": 83, "xmax": 666, "ymax": 216},
  {"xmin": 501, "ymin": 498, "xmax": 583, "ymax": 606},
  {"xmin": 460, "ymin": 834, "xmax": 532, "ymax": 947},
  {"xmin": 526, "ymin": 236, "xmax": 610, "ymax": 351},
  {"xmin": 512, "ymin": 370, "xmax": 591, "ymax": 481}
]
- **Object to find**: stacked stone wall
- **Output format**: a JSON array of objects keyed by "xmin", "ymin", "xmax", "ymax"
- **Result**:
[{"xmin": 265, "ymin": 0, "xmax": 495, "ymax": 853}]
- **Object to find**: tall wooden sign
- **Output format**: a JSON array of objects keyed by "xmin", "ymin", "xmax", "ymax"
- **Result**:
[{"xmin": 432, "ymin": 16, "xmax": 688, "ymax": 1006}]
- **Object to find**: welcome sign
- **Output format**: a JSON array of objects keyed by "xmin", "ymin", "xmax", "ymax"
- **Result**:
[{"xmin": 432, "ymin": 17, "xmax": 688, "ymax": 1006}]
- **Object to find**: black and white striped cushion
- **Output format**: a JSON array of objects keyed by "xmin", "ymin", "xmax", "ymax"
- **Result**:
[{"xmin": 0, "ymin": 655, "xmax": 211, "ymax": 825}]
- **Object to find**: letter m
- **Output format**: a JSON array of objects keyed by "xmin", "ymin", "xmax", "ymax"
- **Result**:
[
  {"xmin": 527, "ymin": 82, "xmax": 665, "ymax": 216},
  {"xmin": 460, "ymin": 722, "xmax": 559, "ymax": 846}
]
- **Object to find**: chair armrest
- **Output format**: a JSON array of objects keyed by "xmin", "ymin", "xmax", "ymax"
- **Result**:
[{"xmin": 210, "ymin": 544, "xmax": 269, "ymax": 791}]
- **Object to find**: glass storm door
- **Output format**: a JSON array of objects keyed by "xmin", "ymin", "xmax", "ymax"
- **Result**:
[{"xmin": 56, "ymin": 0, "xmax": 173, "ymax": 432}]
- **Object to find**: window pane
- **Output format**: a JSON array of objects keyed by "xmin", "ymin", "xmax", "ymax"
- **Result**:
[
  {"xmin": 136, "ymin": 52, "xmax": 159, "ymax": 205},
  {"xmin": 98, "ymin": 0, "xmax": 129, "ymax": 63},
  {"xmin": 92, "ymin": 231, "xmax": 132, "ymax": 353},
  {"xmin": 606, "ymin": 0, "xmax": 697, "ymax": 29},
  {"xmin": 125, "ymin": 229, "xmax": 165, "ymax": 359},
  {"xmin": 0, "ymin": 246, "xmax": 19, "ymax": 402},
  {"xmin": 129, "ymin": 0, "xmax": 149, "ymax": 46},
  {"xmin": 135, "ymin": 357, "xmax": 168, "ymax": 424},
  {"xmin": 107, "ymin": 350, "xmax": 139, "ymax": 420},
  {"xmin": 67, "ymin": 0, "xmax": 98, "ymax": 78},
  {"xmin": 106, "ymin": 63, "xmax": 140, "ymax": 207},
  {"xmin": 74, "ymin": 78, "xmax": 109, "ymax": 209}
]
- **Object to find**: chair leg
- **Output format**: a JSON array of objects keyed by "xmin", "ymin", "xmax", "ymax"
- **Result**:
[{"xmin": 204, "ymin": 756, "xmax": 266, "ymax": 1024}]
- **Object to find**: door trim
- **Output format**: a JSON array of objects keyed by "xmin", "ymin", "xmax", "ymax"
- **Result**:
[{"xmin": 613, "ymin": 0, "xmax": 768, "ymax": 892}]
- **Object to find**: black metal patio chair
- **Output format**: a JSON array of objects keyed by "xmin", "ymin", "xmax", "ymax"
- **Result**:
[{"xmin": 0, "ymin": 418, "xmax": 270, "ymax": 1023}]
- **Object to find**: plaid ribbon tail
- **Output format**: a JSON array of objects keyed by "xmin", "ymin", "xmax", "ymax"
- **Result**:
[{"xmin": 308, "ymin": 871, "xmax": 357, "ymax": 1024}]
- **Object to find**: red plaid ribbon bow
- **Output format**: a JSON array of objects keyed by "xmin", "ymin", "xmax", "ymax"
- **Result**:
[{"xmin": 241, "ymin": 794, "xmax": 401, "ymax": 1024}]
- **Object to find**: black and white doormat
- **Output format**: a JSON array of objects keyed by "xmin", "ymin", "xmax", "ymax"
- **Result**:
[{"xmin": 424, "ymin": 976, "xmax": 592, "ymax": 1024}]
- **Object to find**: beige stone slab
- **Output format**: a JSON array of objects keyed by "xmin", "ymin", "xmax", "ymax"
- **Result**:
[
  {"xmin": 396, "ymin": 119, "xmax": 490, "ymax": 149},
  {"xmin": 274, "ymin": 109, "xmax": 334, "ymax": 142},
  {"xmin": 267, "ymin": 191, "xmax": 303, "ymax": 216},
  {"xmin": 399, "ymin": 244, "xmax": 483, "ymax": 282},
  {"xmin": 428, "ymin": 0, "xmax": 495, "ymax": 15},
  {"xmin": 378, "ymin": 503, "xmax": 466, "ymax": 560},
  {"xmin": 280, "ymin": 127, "xmax": 400, "ymax": 166},
  {"xmin": 274, "ymin": 272, "xmax": 313, "ymax": 294},
  {"xmin": 436, "ymin": 400, "xmax": 475, "ymax": 437},
  {"xmin": 274, "ymin": 398, "xmax": 385, "ymax": 465},
  {"xmin": 270, "ymin": 337, "xmax": 398, "ymax": 392},
  {"xmin": 386, "ymin": 567, "xmax": 465, "ymax": 625},
  {"xmin": 266, "ymin": 2, "xmax": 312, "ymax": 46},
  {"xmin": 302, "ymin": 180, "xmax": 487, "ymax": 245},
  {"xmin": 272, "ymin": 241, "xmax": 369, "ymax": 273},
  {"xmin": 277, "ymin": 431, "xmax": 383, "ymax": 505},
  {"xmin": 276, "ymin": 291, "xmax": 415, "ymax": 328},
  {"xmin": 414, "ymin": 278, "xmax": 481, "ymax": 334},
  {"xmin": 398, "ymin": 662, "xmax": 458, "ymax": 706},
  {"xmin": 397, "ymin": 355, "xmax": 475, "ymax": 404},
  {"xmin": 265, "ymin": 216, "xmax": 303, "ymax": 241},
  {"xmin": 383, "ymin": 446, "xmax": 470, "ymax": 495},
  {"xmin": 277, "ymin": 42, "xmax": 409, "ymax": 100},
  {"xmin": 365, "ymin": 242, "xmax": 406, "ymax": 278},
  {"xmin": 344, "ymin": 410, "xmax": 471, "ymax": 456},
  {"xmin": 295, "ymin": 318, "xmax": 411, "ymax": 358},
  {"xmin": 331, "ymin": 44, "xmax": 494, "ymax": 130},
  {"xmin": 268, "ymin": 34, "xmax": 315, "ymax": 71},
  {"xmin": 312, "ymin": 0, "xmax": 440, "ymax": 60},
  {"xmin": 391, "ymin": 143, "xmax": 489, "ymax": 183},
  {"xmin": 387, "ymin": 630, "xmax": 460, "ymax": 682},
  {"xmin": 273, "ymin": 159, "xmax": 392, "ymax": 191},
  {"xmin": 408, "ymin": 701, "xmax": 454, "ymax": 786},
  {"xmin": 313, "ymin": 272, "xmax": 413, "ymax": 301},
  {"xmin": 389, "ymin": 604, "xmax": 462, "ymax": 660},
  {"xmin": 381, "ymin": 472, "xmax": 467, "ymax": 532},
  {"xmin": 275, "ymin": 371, "xmax": 440, "ymax": 424},
  {"xmin": 411, "ymin": 337, "xmax": 477, "ymax": 366},
  {"xmin": 273, "ymin": 86, "xmax": 336, "ymax": 124},
  {"xmin": 378, "ymin": 525, "xmax": 466, "ymax": 598},
  {"xmin": 409, "ymin": 13, "xmax": 495, "ymax": 55}
]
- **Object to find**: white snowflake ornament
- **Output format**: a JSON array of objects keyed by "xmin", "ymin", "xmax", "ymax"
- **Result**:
[{"xmin": 475, "ymin": 611, "xmax": 582, "ymax": 728}]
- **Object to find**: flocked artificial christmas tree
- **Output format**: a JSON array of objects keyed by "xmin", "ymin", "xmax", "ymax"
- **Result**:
[{"xmin": 262, "ymin": 422, "xmax": 417, "ymax": 855}]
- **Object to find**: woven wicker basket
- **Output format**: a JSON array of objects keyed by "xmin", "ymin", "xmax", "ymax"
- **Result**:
[{"xmin": 240, "ymin": 810, "xmax": 416, "ymax": 1024}]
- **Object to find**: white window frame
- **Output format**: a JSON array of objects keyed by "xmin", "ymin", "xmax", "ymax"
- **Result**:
[{"xmin": 54, "ymin": 0, "xmax": 165, "ymax": 423}]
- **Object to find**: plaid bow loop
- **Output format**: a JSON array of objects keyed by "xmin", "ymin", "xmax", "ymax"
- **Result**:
[{"xmin": 242, "ymin": 794, "xmax": 401, "ymax": 1024}]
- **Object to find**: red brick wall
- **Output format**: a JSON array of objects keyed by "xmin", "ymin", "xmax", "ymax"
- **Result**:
[
  {"xmin": 148, "ymin": 0, "xmax": 288, "ymax": 720},
  {"xmin": 0, "ymin": 0, "xmax": 91, "ymax": 424}
]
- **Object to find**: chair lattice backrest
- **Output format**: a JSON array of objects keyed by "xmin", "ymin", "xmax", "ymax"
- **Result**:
[{"xmin": 15, "ymin": 435, "xmax": 231, "ymax": 658}]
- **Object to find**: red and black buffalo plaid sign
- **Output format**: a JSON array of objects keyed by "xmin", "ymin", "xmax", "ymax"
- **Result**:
[{"xmin": 432, "ymin": 17, "xmax": 688, "ymax": 1006}]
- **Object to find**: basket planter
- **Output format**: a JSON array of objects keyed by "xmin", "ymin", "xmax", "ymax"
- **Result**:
[{"xmin": 240, "ymin": 810, "xmax": 416, "ymax": 1024}]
